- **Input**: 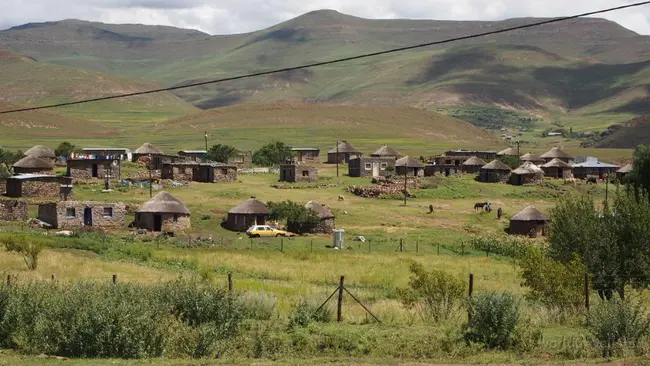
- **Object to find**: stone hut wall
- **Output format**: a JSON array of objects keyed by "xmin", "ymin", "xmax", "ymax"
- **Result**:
[
  {"xmin": 67, "ymin": 160, "xmax": 121, "ymax": 180},
  {"xmin": 226, "ymin": 213, "xmax": 268, "ymax": 232},
  {"xmin": 6, "ymin": 180, "xmax": 61, "ymax": 198},
  {"xmin": 161, "ymin": 165, "xmax": 196, "ymax": 181},
  {"xmin": 13, "ymin": 167, "xmax": 54, "ymax": 175},
  {"xmin": 135, "ymin": 212, "xmax": 191, "ymax": 233},
  {"xmin": 280, "ymin": 165, "xmax": 318, "ymax": 182},
  {"xmin": 348, "ymin": 157, "xmax": 394, "ymax": 178},
  {"xmin": 396, "ymin": 166, "xmax": 424, "ymax": 177},
  {"xmin": 211, "ymin": 166, "xmax": 237, "ymax": 182},
  {"xmin": 478, "ymin": 170, "xmax": 511, "ymax": 183},
  {"xmin": 37, "ymin": 203, "xmax": 58, "ymax": 226},
  {"xmin": 0, "ymin": 199, "xmax": 28, "ymax": 221},
  {"xmin": 0, "ymin": 179, "xmax": 6, "ymax": 194},
  {"xmin": 44, "ymin": 202, "xmax": 126, "ymax": 229},
  {"xmin": 509, "ymin": 220, "xmax": 547, "ymax": 237}
]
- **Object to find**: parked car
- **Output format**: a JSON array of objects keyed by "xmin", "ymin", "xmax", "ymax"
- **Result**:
[{"xmin": 246, "ymin": 225, "xmax": 293, "ymax": 238}]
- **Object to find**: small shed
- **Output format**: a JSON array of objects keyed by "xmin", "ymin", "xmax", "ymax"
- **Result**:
[
  {"xmin": 38, "ymin": 201, "xmax": 126, "ymax": 229},
  {"xmin": 327, "ymin": 141, "xmax": 362, "ymax": 164},
  {"xmin": 132, "ymin": 143, "xmax": 164, "ymax": 162},
  {"xmin": 134, "ymin": 191, "xmax": 191, "ymax": 233},
  {"xmin": 279, "ymin": 164, "xmax": 318, "ymax": 182},
  {"xmin": 348, "ymin": 157, "xmax": 395, "ymax": 178},
  {"xmin": 226, "ymin": 198, "xmax": 270, "ymax": 232},
  {"xmin": 5, "ymin": 174, "xmax": 71, "ymax": 198},
  {"xmin": 540, "ymin": 147, "xmax": 574, "ymax": 164},
  {"xmin": 371, "ymin": 145, "xmax": 402, "ymax": 159},
  {"xmin": 497, "ymin": 147, "xmax": 519, "ymax": 156},
  {"xmin": 24, "ymin": 145, "xmax": 56, "ymax": 162},
  {"xmin": 66, "ymin": 158, "xmax": 121, "ymax": 180},
  {"xmin": 291, "ymin": 148, "xmax": 320, "ymax": 163},
  {"xmin": 509, "ymin": 162, "xmax": 544, "ymax": 186},
  {"xmin": 462, "ymin": 156, "xmax": 487, "ymax": 174},
  {"xmin": 616, "ymin": 163, "xmax": 633, "ymax": 181},
  {"xmin": 509, "ymin": 206, "xmax": 549, "ymax": 237},
  {"xmin": 305, "ymin": 200, "xmax": 335, "ymax": 234},
  {"xmin": 478, "ymin": 160, "xmax": 512, "ymax": 183},
  {"xmin": 396, "ymin": 156, "xmax": 424, "ymax": 177},
  {"xmin": 12, "ymin": 155, "xmax": 55, "ymax": 175},
  {"xmin": 572, "ymin": 158, "xmax": 620, "ymax": 179},
  {"xmin": 520, "ymin": 152, "xmax": 545, "ymax": 164},
  {"xmin": 542, "ymin": 158, "xmax": 573, "ymax": 179}
]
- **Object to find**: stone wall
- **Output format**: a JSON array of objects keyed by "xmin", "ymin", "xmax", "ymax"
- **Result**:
[
  {"xmin": 0, "ymin": 199, "xmax": 28, "ymax": 221},
  {"xmin": 6, "ymin": 180, "xmax": 61, "ymax": 198},
  {"xmin": 280, "ymin": 165, "xmax": 318, "ymax": 182},
  {"xmin": 135, "ymin": 212, "xmax": 191, "ymax": 233},
  {"xmin": 0, "ymin": 179, "xmax": 6, "ymax": 195},
  {"xmin": 67, "ymin": 160, "xmax": 121, "ymax": 180},
  {"xmin": 211, "ymin": 166, "xmax": 237, "ymax": 182},
  {"xmin": 161, "ymin": 165, "xmax": 196, "ymax": 181},
  {"xmin": 38, "ymin": 201, "xmax": 126, "ymax": 229}
]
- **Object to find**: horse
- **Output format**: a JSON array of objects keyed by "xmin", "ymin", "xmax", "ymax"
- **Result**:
[{"xmin": 474, "ymin": 202, "xmax": 488, "ymax": 211}]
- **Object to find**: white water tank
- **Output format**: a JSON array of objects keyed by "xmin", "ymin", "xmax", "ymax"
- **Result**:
[{"xmin": 333, "ymin": 229, "xmax": 345, "ymax": 249}]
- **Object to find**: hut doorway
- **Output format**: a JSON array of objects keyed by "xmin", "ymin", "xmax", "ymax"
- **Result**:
[
  {"xmin": 92, "ymin": 164, "xmax": 99, "ymax": 178},
  {"xmin": 256, "ymin": 215, "xmax": 266, "ymax": 225},
  {"xmin": 372, "ymin": 163, "xmax": 380, "ymax": 177},
  {"xmin": 83, "ymin": 207, "xmax": 93, "ymax": 226},
  {"xmin": 153, "ymin": 215, "xmax": 162, "ymax": 232},
  {"xmin": 444, "ymin": 168, "xmax": 450, "ymax": 177}
]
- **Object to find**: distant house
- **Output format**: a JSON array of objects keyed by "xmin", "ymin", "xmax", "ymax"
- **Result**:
[
  {"xmin": 444, "ymin": 149, "xmax": 497, "ymax": 161},
  {"xmin": 24, "ymin": 145, "xmax": 56, "ymax": 163},
  {"xmin": 616, "ymin": 163, "xmax": 633, "ymax": 181},
  {"xmin": 519, "ymin": 152, "xmax": 545, "ymax": 164},
  {"xmin": 38, "ymin": 201, "xmax": 126, "ymax": 229},
  {"xmin": 225, "ymin": 198, "xmax": 270, "ymax": 232},
  {"xmin": 461, "ymin": 156, "xmax": 487, "ymax": 174},
  {"xmin": 178, "ymin": 150, "xmax": 206, "ymax": 162},
  {"xmin": 542, "ymin": 158, "xmax": 573, "ymax": 179},
  {"xmin": 478, "ymin": 160, "xmax": 512, "ymax": 183},
  {"xmin": 327, "ymin": 141, "xmax": 362, "ymax": 164},
  {"xmin": 279, "ymin": 163, "xmax": 318, "ymax": 182},
  {"xmin": 5, "ymin": 174, "xmax": 72, "ymax": 198},
  {"xmin": 161, "ymin": 162, "xmax": 237, "ymax": 182},
  {"xmin": 305, "ymin": 200, "xmax": 335, "ymax": 234},
  {"xmin": 134, "ymin": 191, "xmax": 191, "ymax": 233},
  {"xmin": 571, "ymin": 157, "xmax": 619, "ymax": 179},
  {"xmin": 291, "ymin": 148, "xmax": 320, "ymax": 163},
  {"xmin": 395, "ymin": 156, "xmax": 424, "ymax": 177},
  {"xmin": 12, "ymin": 155, "xmax": 55, "ymax": 175},
  {"xmin": 371, "ymin": 145, "xmax": 402, "ymax": 159},
  {"xmin": 547, "ymin": 132, "xmax": 563, "ymax": 137},
  {"xmin": 509, "ymin": 162, "xmax": 544, "ymax": 186},
  {"xmin": 509, "ymin": 206, "xmax": 549, "ymax": 237},
  {"xmin": 66, "ymin": 158, "xmax": 121, "ymax": 180},
  {"xmin": 0, "ymin": 199, "xmax": 28, "ymax": 222},
  {"xmin": 348, "ymin": 157, "xmax": 395, "ymax": 178},
  {"xmin": 227, "ymin": 150, "xmax": 253, "ymax": 168},
  {"xmin": 425, "ymin": 149, "xmax": 497, "ymax": 177},
  {"xmin": 540, "ymin": 147, "xmax": 574, "ymax": 164},
  {"xmin": 497, "ymin": 147, "xmax": 519, "ymax": 156},
  {"xmin": 80, "ymin": 148, "xmax": 132, "ymax": 161},
  {"xmin": 132, "ymin": 143, "xmax": 164, "ymax": 163}
]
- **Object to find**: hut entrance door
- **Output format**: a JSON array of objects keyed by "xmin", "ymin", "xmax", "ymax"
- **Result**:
[
  {"xmin": 92, "ymin": 164, "xmax": 99, "ymax": 178},
  {"xmin": 83, "ymin": 207, "xmax": 93, "ymax": 226},
  {"xmin": 372, "ymin": 163, "xmax": 380, "ymax": 177},
  {"xmin": 153, "ymin": 215, "xmax": 162, "ymax": 231}
]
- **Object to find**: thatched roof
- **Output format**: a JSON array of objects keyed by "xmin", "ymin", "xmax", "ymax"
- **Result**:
[
  {"xmin": 229, "ymin": 198, "xmax": 269, "ymax": 215},
  {"xmin": 497, "ymin": 147, "xmax": 519, "ymax": 156},
  {"xmin": 396, "ymin": 156, "xmax": 423, "ymax": 168},
  {"xmin": 134, "ymin": 143, "xmax": 163, "ymax": 155},
  {"xmin": 510, "ymin": 206, "xmax": 549, "ymax": 221},
  {"xmin": 305, "ymin": 200, "xmax": 334, "ymax": 219},
  {"xmin": 13, "ymin": 155, "xmax": 55, "ymax": 169},
  {"xmin": 462, "ymin": 156, "xmax": 487, "ymax": 166},
  {"xmin": 371, "ymin": 145, "xmax": 401, "ymax": 157},
  {"xmin": 25, "ymin": 145, "xmax": 55, "ymax": 159},
  {"xmin": 481, "ymin": 160, "xmax": 512, "ymax": 171},
  {"xmin": 136, "ymin": 191, "xmax": 190, "ymax": 214},
  {"xmin": 540, "ymin": 147, "xmax": 574, "ymax": 159},
  {"xmin": 617, "ymin": 163, "xmax": 633, "ymax": 173},
  {"xmin": 542, "ymin": 158, "xmax": 573, "ymax": 168},
  {"xmin": 327, "ymin": 141, "xmax": 360, "ymax": 154},
  {"xmin": 512, "ymin": 162, "xmax": 543, "ymax": 175},
  {"xmin": 520, "ymin": 152, "xmax": 545, "ymax": 162}
]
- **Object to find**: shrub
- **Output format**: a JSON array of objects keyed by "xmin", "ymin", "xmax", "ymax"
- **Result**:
[
  {"xmin": 464, "ymin": 292, "xmax": 520, "ymax": 350},
  {"xmin": 267, "ymin": 200, "xmax": 320, "ymax": 234},
  {"xmin": 589, "ymin": 299, "xmax": 650, "ymax": 357},
  {"xmin": 466, "ymin": 234, "xmax": 532, "ymax": 259},
  {"xmin": 1, "ymin": 234, "xmax": 42, "ymax": 270},
  {"xmin": 240, "ymin": 292, "xmax": 277, "ymax": 320},
  {"xmin": 397, "ymin": 262, "xmax": 465, "ymax": 322},
  {"xmin": 200, "ymin": 214, "xmax": 211, "ymax": 221},
  {"xmin": 288, "ymin": 297, "xmax": 333, "ymax": 329}
]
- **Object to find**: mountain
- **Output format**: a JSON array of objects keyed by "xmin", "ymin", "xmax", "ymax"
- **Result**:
[
  {"xmin": 2, "ymin": 10, "xmax": 650, "ymax": 134},
  {"xmin": 581, "ymin": 115, "xmax": 650, "ymax": 148}
]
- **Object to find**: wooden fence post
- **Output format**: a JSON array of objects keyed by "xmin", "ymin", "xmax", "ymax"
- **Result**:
[
  {"xmin": 585, "ymin": 273, "xmax": 590, "ymax": 325},
  {"xmin": 228, "ymin": 273, "xmax": 233, "ymax": 292},
  {"xmin": 6, "ymin": 274, "xmax": 11, "ymax": 287},
  {"xmin": 310, "ymin": 239, "xmax": 313, "ymax": 253},
  {"xmin": 468, "ymin": 273, "xmax": 474, "ymax": 321},
  {"xmin": 416, "ymin": 240, "xmax": 419, "ymax": 253},
  {"xmin": 337, "ymin": 276, "xmax": 345, "ymax": 323},
  {"xmin": 437, "ymin": 243, "xmax": 440, "ymax": 255},
  {"xmin": 51, "ymin": 274, "xmax": 55, "ymax": 281},
  {"xmin": 280, "ymin": 237, "xmax": 284, "ymax": 253},
  {"xmin": 112, "ymin": 274, "xmax": 117, "ymax": 285}
]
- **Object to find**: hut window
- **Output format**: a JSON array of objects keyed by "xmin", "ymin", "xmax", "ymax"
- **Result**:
[
  {"xmin": 302, "ymin": 170, "xmax": 309, "ymax": 177},
  {"xmin": 103, "ymin": 207, "xmax": 113, "ymax": 218},
  {"xmin": 380, "ymin": 163, "xmax": 387, "ymax": 170},
  {"xmin": 364, "ymin": 163, "xmax": 372, "ymax": 170},
  {"xmin": 65, "ymin": 208, "xmax": 76, "ymax": 218},
  {"xmin": 173, "ymin": 215, "xmax": 179, "ymax": 222}
]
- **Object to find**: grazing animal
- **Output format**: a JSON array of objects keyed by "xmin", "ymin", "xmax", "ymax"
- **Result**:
[
  {"xmin": 428, "ymin": 204, "xmax": 434, "ymax": 214},
  {"xmin": 564, "ymin": 178, "xmax": 577, "ymax": 186},
  {"xmin": 474, "ymin": 202, "xmax": 488, "ymax": 211},
  {"xmin": 338, "ymin": 195, "xmax": 345, "ymax": 201},
  {"xmin": 586, "ymin": 177, "xmax": 598, "ymax": 184}
]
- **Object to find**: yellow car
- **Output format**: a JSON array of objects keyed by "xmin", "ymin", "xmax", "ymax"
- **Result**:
[{"xmin": 246, "ymin": 225, "xmax": 293, "ymax": 238}]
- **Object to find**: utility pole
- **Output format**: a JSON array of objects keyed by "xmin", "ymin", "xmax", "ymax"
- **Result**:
[
  {"xmin": 336, "ymin": 140, "xmax": 340, "ymax": 178},
  {"xmin": 403, "ymin": 167, "xmax": 408, "ymax": 205},
  {"xmin": 148, "ymin": 153, "xmax": 153, "ymax": 198},
  {"xmin": 204, "ymin": 131, "xmax": 208, "ymax": 163},
  {"xmin": 516, "ymin": 140, "xmax": 521, "ymax": 156},
  {"xmin": 604, "ymin": 172, "xmax": 609, "ymax": 210}
]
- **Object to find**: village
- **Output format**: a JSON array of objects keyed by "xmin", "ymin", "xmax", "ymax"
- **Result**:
[{"xmin": 0, "ymin": 140, "xmax": 632, "ymax": 242}]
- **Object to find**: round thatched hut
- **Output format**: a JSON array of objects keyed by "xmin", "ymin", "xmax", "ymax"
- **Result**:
[
  {"xmin": 396, "ymin": 156, "xmax": 424, "ymax": 176},
  {"xmin": 520, "ymin": 152, "xmax": 545, "ymax": 164},
  {"xmin": 305, "ymin": 200, "xmax": 335, "ymax": 234},
  {"xmin": 25, "ymin": 145, "xmax": 56, "ymax": 163},
  {"xmin": 371, "ymin": 145, "xmax": 401, "ymax": 159},
  {"xmin": 462, "ymin": 156, "xmax": 487, "ymax": 174},
  {"xmin": 135, "ymin": 191, "xmax": 191, "ymax": 233},
  {"xmin": 540, "ymin": 147, "xmax": 574, "ymax": 164},
  {"xmin": 478, "ymin": 160, "xmax": 512, "ymax": 183},
  {"xmin": 509, "ymin": 162, "xmax": 544, "ymax": 186},
  {"xmin": 132, "ymin": 143, "xmax": 164, "ymax": 162},
  {"xmin": 12, "ymin": 155, "xmax": 55, "ymax": 175},
  {"xmin": 326, "ymin": 141, "xmax": 362, "ymax": 164},
  {"xmin": 616, "ymin": 163, "xmax": 633, "ymax": 181},
  {"xmin": 226, "ymin": 198, "xmax": 270, "ymax": 231},
  {"xmin": 542, "ymin": 158, "xmax": 573, "ymax": 179},
  {"xmin": 497, "ymin": 147, "xmax": 519, "ymax": 156},
  {"xmin": 509, "ymin": 206, "xmax": 549, "ymax": 237}
]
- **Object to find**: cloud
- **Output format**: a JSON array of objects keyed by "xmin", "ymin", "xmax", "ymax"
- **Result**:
[{"xmin": 1, "ymin": 0, "xmax": 650, "ymax": 35}]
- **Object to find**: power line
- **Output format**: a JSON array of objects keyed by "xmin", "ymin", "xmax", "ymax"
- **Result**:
[{"xmin": 1, "ymin": 1, "xmax": 649, "ymax": 115}]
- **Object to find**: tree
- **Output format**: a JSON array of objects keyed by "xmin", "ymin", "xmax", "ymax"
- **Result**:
[
  {"xmin": 252, "ymin": 142, "xmax": 294, "ymax": 167},
  {"xmin": 267, "ymin": 200, "xmax": 319, "ymax": 234},
  {"xmin": 626, "ymin": 145, "xmax": 650, "ymax": 200},
  {"xmin": 206, "ymin": 144, "xmax": 238, "ymax": 163},
  {"xmin": 498, "ymin": 155, "xmax": 521, "ymax": 169},
  {"xmin": 0, "ymin": 148, "xmax": 23, "ymax": 165},
  {"xmin": 55, "ymin": 141, "xmax": 76, "ymax": 158},
  {"xmin": 1, "ymin": 234, "xmax": 42, "ymax": 270}
]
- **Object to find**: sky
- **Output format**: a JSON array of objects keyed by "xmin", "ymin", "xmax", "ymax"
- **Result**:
[{"xmin": 2, "ymin": 0, "xmax": 650, "ymax": 35}]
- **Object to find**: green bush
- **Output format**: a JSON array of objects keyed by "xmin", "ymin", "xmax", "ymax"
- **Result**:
[
  {"xmin": 397, "ymin": 262, "xmax": 465, "ymax": 322},
  {"xmin": 466, "ymin": 234, "xmax": 532, "ymax": 259},
  {"xmin": 464, "ymin": 292, "xmax": 520, "ymax": 350},
  {"xmin": 241, "ymin": 292, "xmax": 277, "ymax": 320},
  {"xmin": 1, "ymin": 234, "xmax": 42, "ymax": 270},
  {"xmin": 288, "ymin": 297, "xmax": 333, "ymax": 329},
  {"xmin": 589, "ymin": 299, "xmax": 650, "ymax": 357}
]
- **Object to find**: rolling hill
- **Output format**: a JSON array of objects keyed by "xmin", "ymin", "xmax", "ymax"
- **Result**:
[{"xmin": 581, "ymin": 115, "xmax": 650, "ymax": 149}]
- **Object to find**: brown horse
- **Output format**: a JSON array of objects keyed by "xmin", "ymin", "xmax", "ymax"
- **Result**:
[{"xmin": 474, "ymin": 202, "xmax": 488, "ymax": 211}]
